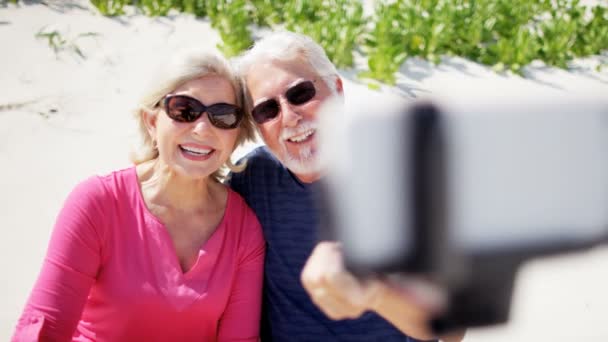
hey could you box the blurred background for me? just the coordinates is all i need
[0,0,607,340]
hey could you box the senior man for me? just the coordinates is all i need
[230,31,463,342]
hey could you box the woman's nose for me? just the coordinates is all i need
[191,112,212,134]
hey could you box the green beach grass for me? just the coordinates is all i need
[14,0,608,85]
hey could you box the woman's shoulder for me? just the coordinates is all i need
[225,187,263,235]
[69,166,137,204]
[226,186,254,216]
[98,165,137,185]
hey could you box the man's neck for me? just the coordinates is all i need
[294,171,322,184]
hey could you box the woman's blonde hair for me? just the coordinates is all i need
[131,49,255,182]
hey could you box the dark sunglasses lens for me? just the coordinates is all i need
[207,104,242,129]
[164,96,203,123]
[286,81,316,105]
[252,99,280,124]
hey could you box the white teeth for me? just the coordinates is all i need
[180,145,212,155]
[288,129,315,143]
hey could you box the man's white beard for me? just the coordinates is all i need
[279,143,321,177]
[276,120,321,178]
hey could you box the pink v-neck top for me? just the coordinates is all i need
[13,167,265,342]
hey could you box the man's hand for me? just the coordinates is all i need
[301,241,465,341]
[300,241,383,319]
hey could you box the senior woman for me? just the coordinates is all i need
[12,50,264,342]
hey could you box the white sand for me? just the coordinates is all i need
[1,2,607,341]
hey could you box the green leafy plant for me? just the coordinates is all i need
[86,0,608,85]
[573,5,608,57]
[90,0,130,16]
[207,0,254,57]
[472,1,540,73]
[177,0,207,17]
[534,0,579,68]
[359,0,409,85]
[283,0,364,68]
[447,0,491,61]
[138,0,175,16]
[249,0,284,27]
[367,0,606,77]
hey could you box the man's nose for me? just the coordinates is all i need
[280,98,301,127]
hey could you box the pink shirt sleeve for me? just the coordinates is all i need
[13,177,107,342]
[217,203,266,341]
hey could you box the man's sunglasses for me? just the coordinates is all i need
[251,80,316,124]
[160,95,243,129]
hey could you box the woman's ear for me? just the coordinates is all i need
[142,109,158,141]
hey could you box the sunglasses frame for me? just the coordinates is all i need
[160,94,244,130]
[251,80,317,124]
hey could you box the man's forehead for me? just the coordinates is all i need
[246,58,317,95]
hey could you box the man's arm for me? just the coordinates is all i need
[301,241,465,342]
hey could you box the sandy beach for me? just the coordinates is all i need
[1,1,607,341]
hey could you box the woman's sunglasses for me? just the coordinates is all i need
[251,80,316,124]
[160,95,243,130]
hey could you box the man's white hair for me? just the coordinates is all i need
[236,31,339,113]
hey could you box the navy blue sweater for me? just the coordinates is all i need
[229,146,427,342]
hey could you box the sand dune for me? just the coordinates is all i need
[1,2,607,341]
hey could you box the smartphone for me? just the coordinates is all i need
[316,92,608,329]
